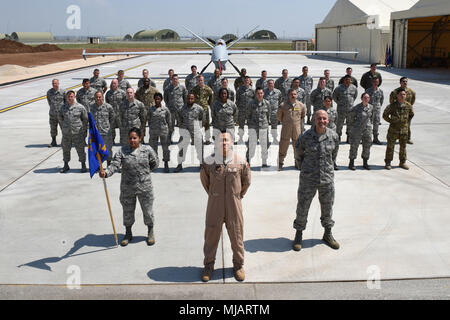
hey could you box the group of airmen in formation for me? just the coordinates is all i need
[45,62,416,282]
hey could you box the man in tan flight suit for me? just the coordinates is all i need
[278,88,306,171]
[200,131,251,282]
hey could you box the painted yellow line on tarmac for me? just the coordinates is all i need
[0,60,151,114]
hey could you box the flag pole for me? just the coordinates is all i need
[96,153,118,246]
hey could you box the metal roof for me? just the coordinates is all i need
[391,0,450,20]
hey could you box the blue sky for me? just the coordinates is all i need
[1,0,336,38]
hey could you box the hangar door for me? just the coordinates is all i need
[407,15,449,67]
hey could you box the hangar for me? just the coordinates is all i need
[133,29,180,41]
[221,34,237,42]
[315,0,418,63]
[391,0,450,68]
[10,32,55,42]
[249,30,277,40]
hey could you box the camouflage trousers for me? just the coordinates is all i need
[49,114,59,138]
[202,107,211,141]
[111,117,120,142]
[372,105,381,136]
[246,128,269,163]
[169,110,179,142]
[101,134,113,161]
[349,130,372,160]
[385,131,408,163]
[237,106,247,130]
[294,181,335,231]
[61,132,86,163]
[270,112,278,130]
[120,190,154,227]
[177,128,203,164]
[336,106,350,137]
[305,94,312,119]
[149,131,170,162]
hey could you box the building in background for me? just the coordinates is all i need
[133,29,180,41]
[248,30,277,40]
[315,0,418,63]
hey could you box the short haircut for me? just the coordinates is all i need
[221,77,228,82]
[118,70,124,74]
[244,76,251,80]
[370,63,377,67]
[128,127,142,137]
[343,75,352,80]
[346,67,352,71]
[293,77,300,82]
[324,69,330,73]
[66,90,75,96]
[154,92,163,100]
[319,77,326,81]
[95,90,103,96]
[82,78,90,84]
[267,79,274,83]
[361,92,370,99]
[397,88,406,94]
[168,69,174,72]
[52,78,59,83]
[400,77,408,83]
[255,87,264,93]
[261,70,267,73]
[191,65,197,69]
[302,66,308,70]
[94,68,99,72]
[172,74,179,78]
[287,88,297,95]
[282,69,288,73]
[324,95,332,101]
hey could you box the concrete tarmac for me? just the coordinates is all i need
[0,54,449,299]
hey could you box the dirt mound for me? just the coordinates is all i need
[0,39,61,54]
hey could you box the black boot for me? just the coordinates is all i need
[348,159,355,170]
[147,225,155,246]
[60,161,70,173]
[121,226,133,246]
[334,161,339,170]
[80,162,87,173]
[107,160,111,166]
[49,137,57,147]
[292,230,303,251]
[363,159,371,170]
[323,228,340,249]
[346,135,350,144]
[174,164,183,173]
[373,134,382,145]
[164,161,169,173]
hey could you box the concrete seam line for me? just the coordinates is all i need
[0,148,61,193]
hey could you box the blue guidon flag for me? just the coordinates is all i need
[88,112,109,178]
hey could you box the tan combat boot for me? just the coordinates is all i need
[147,225,155,246]
[399,162,409,170]
[234,266,245,282]
[323,228,340,250]
[201,264,214,282]
[292,230,302,251]
[120,226,133,247]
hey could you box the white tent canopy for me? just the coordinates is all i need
[392,0,450,20]
[316,0,419,29]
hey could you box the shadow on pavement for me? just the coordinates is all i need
[244,237,292,253]
[302,238,324,249]
[147,266,229,282]
[33,167,61,174]
[17,233,118,271]
[25,144,54,148]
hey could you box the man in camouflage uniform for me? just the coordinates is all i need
[148,93,172,173]
[58,91,88,173]
[339,67,358,88]
[164,74,187,143]
[214,78,235,102]
[207,68,223,96]
[389,77,416,144]
[117,70,131,91]
[234,68,249,91]
[299,66,314,124]
[174,93,204,172]
[264,79,282,144]
[138,69,157,88]
[333,75,358,142]
[277,89,306,171]
[256,70,269,90]
[105,79,127,144]
[76,79,97,113]
[290,78,306,104]
[383,88,414,170]
[163,69,175,92]
[275,69,292,103]
[324,69,335,91]
[310,77,333,114]
[90,69,107,93]
[46,79,65,147]
[360,63,382,90]
[185,65,199,92]
[365,77,384,144]
[136,78,160,139]
[191,75,214,144]
[90,91,115,164]
[119,88,146,145]
[293,110,340,251]
[236,76,255,144]
[246,88,270,167]
[347,93,375,170]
